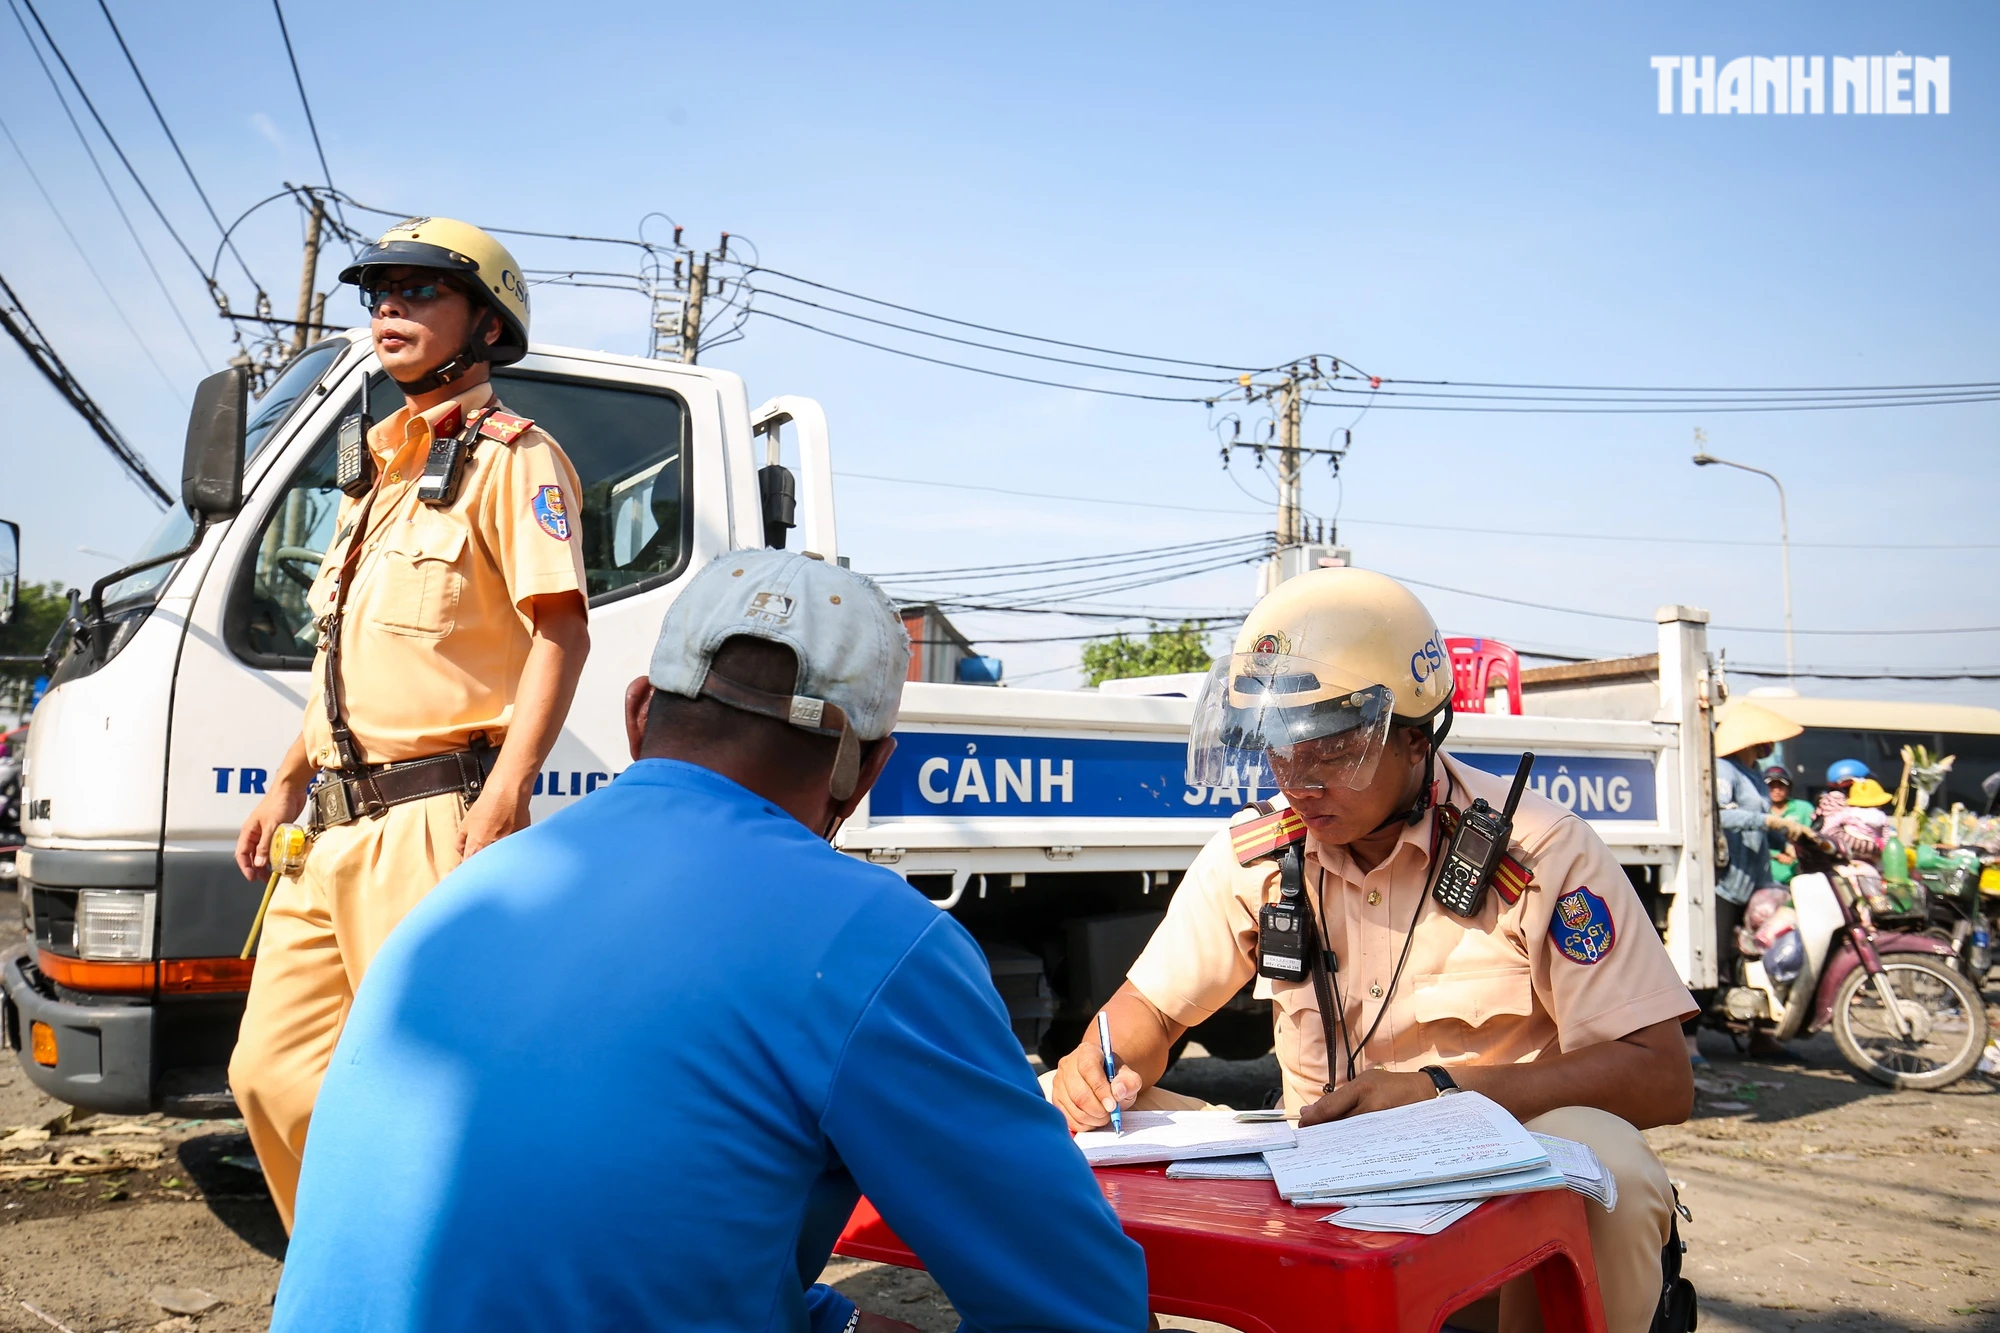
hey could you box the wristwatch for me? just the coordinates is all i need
[1419,1064,1461,1097]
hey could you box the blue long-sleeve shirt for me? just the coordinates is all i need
[1715,757,1774,905]
[274,759,1148,1332]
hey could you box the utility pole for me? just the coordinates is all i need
[679,252,707,365]
[1220,360,1351,590]
[289,191,326,356]
[1274,372,1302,547]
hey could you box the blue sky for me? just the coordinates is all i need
[2,2,1995,701]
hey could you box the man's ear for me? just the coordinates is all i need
[624,676,653,760]
[832,735,898,822]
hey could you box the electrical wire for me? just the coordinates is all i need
[865,532,1267,581]
[882,537,1268,595]
[748,285,1239,385]
[4,0,208,366]
[1385,570,2000,636]
[745,264,1269,372]
[1302,390,2000,415]
[271,2,336,200]
[93,0,262,293]
[17,0,210,281]
[0,108,182,400]
[749,309,1215,403]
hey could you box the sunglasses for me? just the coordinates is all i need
[359,279,460,312]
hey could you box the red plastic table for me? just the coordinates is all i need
[836,1168,1608,1333]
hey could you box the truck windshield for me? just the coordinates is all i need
[98,340,348,609]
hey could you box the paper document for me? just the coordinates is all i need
[1291,1161,1566,1207]
[1532,1132,1617,1211]
[1074,1110,1296,1167]
[1165,1154,1274,1181]
[1263,1092,1549,1201]
[1323,1200,1481,1235]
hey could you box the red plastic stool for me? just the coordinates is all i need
[1446,637,1522,716]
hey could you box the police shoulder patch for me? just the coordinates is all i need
[532,484,571,540]
[1551,887,1616,965]
[478,411,534,444]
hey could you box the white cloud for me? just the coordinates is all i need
[250,112,286,150]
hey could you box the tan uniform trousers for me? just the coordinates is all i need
[1046,1079,1673,1333]
[228,791,464,1230]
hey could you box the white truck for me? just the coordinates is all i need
[5,332,1721,1114]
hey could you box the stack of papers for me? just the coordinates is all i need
[1164,1154,1274,1181]
[1074,1110,1296,1167]
[1533,1132,1617,1211]
[1324,1200,1482,1235]
[1264,1092,1551,1207]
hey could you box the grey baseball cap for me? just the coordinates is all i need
[648,550,910,795]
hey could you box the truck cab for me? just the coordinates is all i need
[8,332,815,1113]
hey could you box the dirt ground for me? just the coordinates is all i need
[0,1021,1991,1332]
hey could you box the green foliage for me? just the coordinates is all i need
[1080,621,1214,686]
[0,581,71,716]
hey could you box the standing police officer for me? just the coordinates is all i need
[1051,569,1697,1333]
[229,218,592,1229]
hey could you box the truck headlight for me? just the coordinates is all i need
[75,890,155,962]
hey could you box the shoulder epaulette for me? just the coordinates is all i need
[1435,804,1536,903]
[477,411,534,444]
[1231,804,1306,866]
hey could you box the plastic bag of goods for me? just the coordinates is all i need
[1762,928,1805,988]
[1754,906,1798,951]
[1744,887,1790,932]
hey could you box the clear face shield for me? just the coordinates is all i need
[1185,652,1398,797]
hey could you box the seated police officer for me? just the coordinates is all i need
[274,551,1146,1333]
[1051,569,1696,1333]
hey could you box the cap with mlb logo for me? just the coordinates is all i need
[648,550,910,798]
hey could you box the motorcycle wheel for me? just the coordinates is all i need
[1830,954,1989,1090]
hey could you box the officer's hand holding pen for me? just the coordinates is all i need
[1050,1023,1143,1134]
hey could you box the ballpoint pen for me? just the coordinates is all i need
[1097,1010,1122,1134]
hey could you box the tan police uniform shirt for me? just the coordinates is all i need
[302,381,587,768]
[1128,754,1697,1112]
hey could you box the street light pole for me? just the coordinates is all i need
[1693,445,1794,680]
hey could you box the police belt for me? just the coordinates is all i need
[307,745,498,834]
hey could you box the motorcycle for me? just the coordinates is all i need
[1908,843,1993,978]
[1719,834,1990,1090]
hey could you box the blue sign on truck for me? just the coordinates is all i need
[871,734,1658,822]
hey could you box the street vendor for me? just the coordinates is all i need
[1048,569,1698,1333]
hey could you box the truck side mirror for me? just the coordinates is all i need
[0,519,17,627]
[183,366,247,521]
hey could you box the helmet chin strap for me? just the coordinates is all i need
[388,311,494,396]
[1370,701,1456,833]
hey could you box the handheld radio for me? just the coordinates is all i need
[334,413,375,497]
[1432,752,1536,917]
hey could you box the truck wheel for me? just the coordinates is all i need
[1830,954,1989,1090]
[1189,1009,1275,1061]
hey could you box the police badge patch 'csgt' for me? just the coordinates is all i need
[1552,887,1616,965]
[532,486,570,540]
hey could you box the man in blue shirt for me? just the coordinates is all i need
[274,550,1148,1331]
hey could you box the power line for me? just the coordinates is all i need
[0,267,172,506]
[746,264,1268,372]
[750,308,1214,403]
[4,0,209,367]
[93,0,262,292]
[866,532,1267,580]
[749,285,1238,385]
[17,0,211,282]
[271,1,334,195]
[1727,666,2000,682]
[1302,390,2000,415]
[1386,570,2000,637]
[0,107,182,400]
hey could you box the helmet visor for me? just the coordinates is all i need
[1186,653,1397,795]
